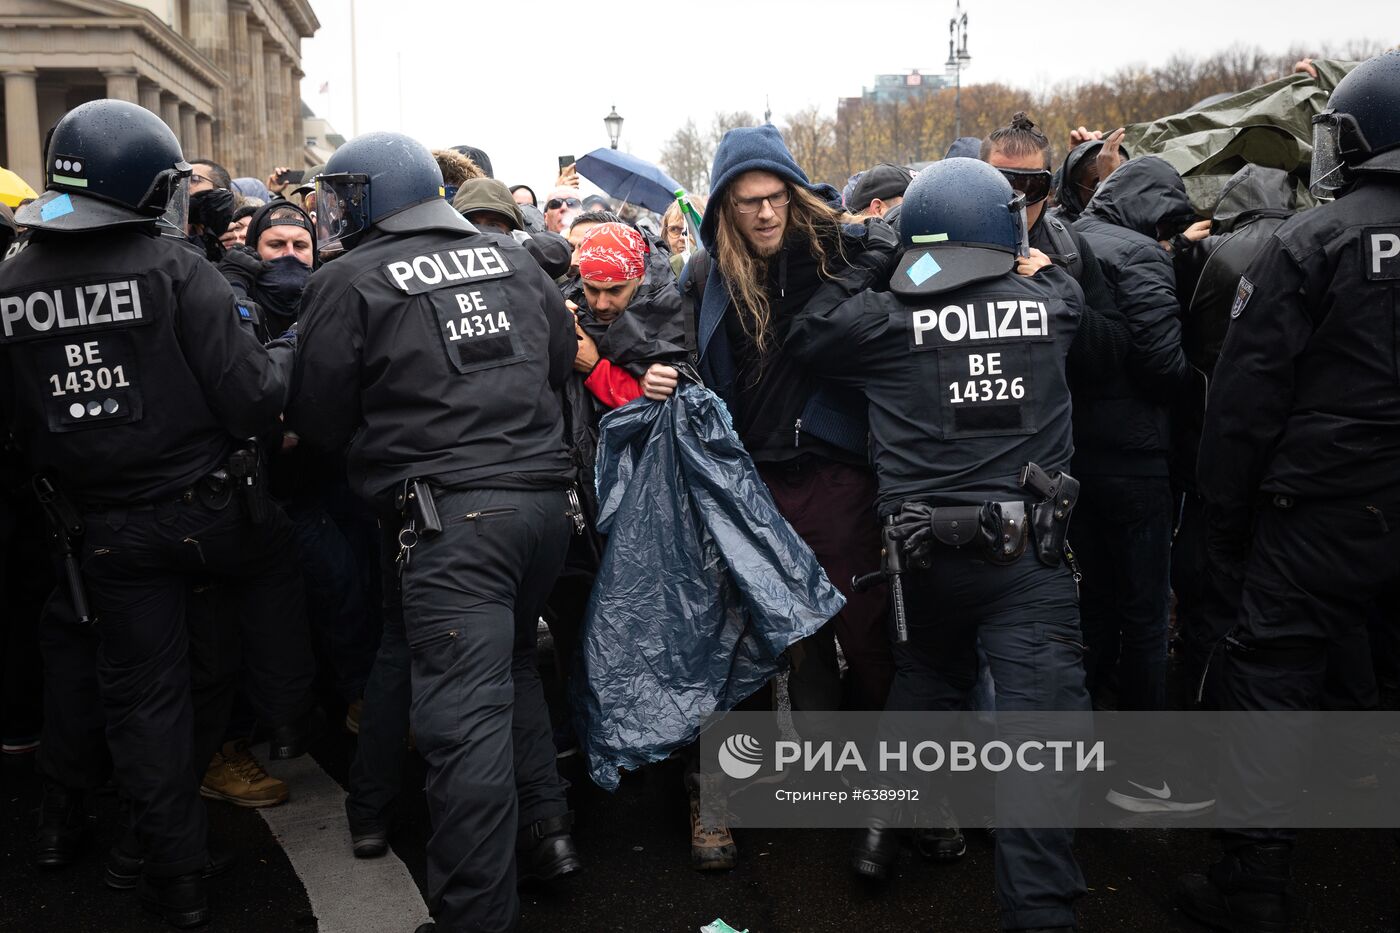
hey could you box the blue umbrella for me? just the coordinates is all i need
[576,148,683,215]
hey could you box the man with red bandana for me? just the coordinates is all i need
[545,221,688,763]
[571,222,684,407]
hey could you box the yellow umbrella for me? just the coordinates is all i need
[0,166,40,208]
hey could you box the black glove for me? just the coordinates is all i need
[218,244,265,289]
[189,187,235,237]
[887,501,936,567]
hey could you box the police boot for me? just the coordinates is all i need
[138,871,210,929]
[1176,842,1301,932]
[517,813,583,883]
[267,706,324,761]
[914,798,966,861]
[105,838,238,891]
[850,824,900,882]
[32,781,94,869]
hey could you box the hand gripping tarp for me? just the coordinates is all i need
[574,383,845,790]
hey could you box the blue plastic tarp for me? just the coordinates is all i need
[574,384,845,790]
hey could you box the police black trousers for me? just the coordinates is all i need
[402,487,571,933]
[80,496,307,877]
[36,582,244,803]
[1216,497,1399,847]
[889,553,1091,931]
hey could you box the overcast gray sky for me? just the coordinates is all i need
[298,0,1391,193]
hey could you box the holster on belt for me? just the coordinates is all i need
[894,500,1030,565]
[227,446,270,524]
[1019,461,1081,568]
[395,478,442,539]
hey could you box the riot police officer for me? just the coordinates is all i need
[1176,50,1400,932]
[287,132,581,933]
[0,99,307,927]
[787,158,1091,933]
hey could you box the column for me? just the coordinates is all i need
[227,2,252,176]
[102,69,140,104]
[196,114,214,163]
[180,104,199,156]
[138,80,162,118]
[281,59,297,168]
[291,65,306,168]
[247,25,268,178]
[160,92,182,149]
[3,69,43,192]
[264,48,283,166]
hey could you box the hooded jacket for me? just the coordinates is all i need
[1072,157,1197,474]
[691,124,872,460]
[1170,165,1295,489]
[1051,138,1134,225]
[1182,164,1295,373]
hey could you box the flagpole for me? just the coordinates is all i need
[349,0,359,136]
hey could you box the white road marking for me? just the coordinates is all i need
[254,744,430,933]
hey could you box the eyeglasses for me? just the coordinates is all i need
[665,225,687,237]
[997,168,1053,205]
[732,190,791,214]
[545,197,582,211]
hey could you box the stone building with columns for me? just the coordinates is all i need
[0,0,319,193]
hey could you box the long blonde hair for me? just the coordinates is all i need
[714,184,854,356]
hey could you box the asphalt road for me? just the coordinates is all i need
[5,712,1400,933]
[5,625,1400,933]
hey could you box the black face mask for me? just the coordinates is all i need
[256,255,311,319]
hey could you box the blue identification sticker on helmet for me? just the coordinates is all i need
[907,252,943,286]
[40,194,75,222]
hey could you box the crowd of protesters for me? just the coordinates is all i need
[2,46,1399,933]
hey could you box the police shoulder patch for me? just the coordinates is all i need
[1230,276,1255,320]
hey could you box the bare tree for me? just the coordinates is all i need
[660,40,1383,191]
[658,118,713,194]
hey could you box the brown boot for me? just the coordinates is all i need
[688,780,737,871]
[200,741,289,808]
[345,699,363,735]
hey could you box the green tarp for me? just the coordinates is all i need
[1122,59,1356,212]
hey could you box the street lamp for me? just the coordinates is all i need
[945,0,972,140]
[604,105,624,150]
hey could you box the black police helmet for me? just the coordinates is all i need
[892,158,1028,298]
[17,98,190,233]
[314,132,444,253]
[1311,50,1400,196]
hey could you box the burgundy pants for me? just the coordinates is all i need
[758,458,894,711]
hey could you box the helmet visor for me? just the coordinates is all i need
[1310,113,1350,198]
[315,173,370,255]
[156,173,190,238]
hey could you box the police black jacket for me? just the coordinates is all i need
[0,227,294,504]
[1073,157,1197,476]
[788,242,1083,515]
[1199,177,1400,553]
[286,200,575,504]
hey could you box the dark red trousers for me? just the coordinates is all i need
[758,458,894,711]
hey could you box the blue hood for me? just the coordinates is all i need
[700,124,821,249]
